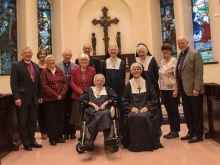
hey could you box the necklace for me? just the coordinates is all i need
[64,63,71,79]
[94,87,102,98]
[110,58,117,69]
[134,79,141,93]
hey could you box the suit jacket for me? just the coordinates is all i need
[70,66,96,100]
[10,59,42,105]
[176,47,204,96]
[75,56,101,73]
[56,61,78,72]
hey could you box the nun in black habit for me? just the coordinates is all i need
[121,62,163,152]
[79,74,118,146]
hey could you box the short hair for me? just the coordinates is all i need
[130,62,143,73]
[161,43,172,51]
[82,43,92,50]
[108,45,119,51]
[78,53,90,61]
[93,74,105,85]
[136,45,147,52]
[21,46,33,54]
[37,49,48,59]
[45,55,54,63]
[62,49,72,55]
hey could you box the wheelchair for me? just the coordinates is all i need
[76,101,121,154]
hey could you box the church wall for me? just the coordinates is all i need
[1,0,220,94]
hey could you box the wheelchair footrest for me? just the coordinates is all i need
[104,138,117,146]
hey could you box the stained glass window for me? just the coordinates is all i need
[192,0,212,62]
[37,0,52,54]
[0,0,17,75]
[160,0,177,57]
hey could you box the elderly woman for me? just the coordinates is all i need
[37,49,47,140]
[40,55,68,146]
[79,74,117,146]
[70,54,96,131]
[159,43,180,139]
[103,45,125,114]
[122,62,163,152]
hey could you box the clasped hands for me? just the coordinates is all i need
[131,107,148,113]
[90,102,108,111]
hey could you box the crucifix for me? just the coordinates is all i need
[65,74,71,80]
[137,86,141,93]
[92,7,119,54]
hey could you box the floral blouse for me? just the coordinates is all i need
[159,57,177,90]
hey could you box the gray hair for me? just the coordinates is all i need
[78,53,90,61]
[21,46,33,54]
[108,45,119,51]
[93,74,105,84]
[45,55,55,63]
[130,62,143,73]
[62,49,72,55]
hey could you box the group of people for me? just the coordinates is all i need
[10,35,204,152]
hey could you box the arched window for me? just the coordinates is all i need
[192,0,212,62]
[37,0,52,54]
[160,0,177,57]
[0,0,17,75]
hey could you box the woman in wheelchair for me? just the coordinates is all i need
[121,62,163,152]
[79,74,118,148]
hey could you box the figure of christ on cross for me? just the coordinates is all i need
[92,7,119,54]
[137,86,141,93]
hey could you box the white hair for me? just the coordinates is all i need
[45,55,54,63]
[62,49,72,55]
[78,53,90,61]
[93,74,105,85]
[130,62,143,73]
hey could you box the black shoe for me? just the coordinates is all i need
[163,132,172,138]
[30,142,42,148]
[104,138,117,146]
[188,136,203,143]
[166,132,179,139]
[57,138,66,143]
[24,145,32,151]
[84,140,94,146]
[50,140,57,146]
[70,133,76,139]
[63,134,69,140]
[180,134,193,140]
[78,136,82,141]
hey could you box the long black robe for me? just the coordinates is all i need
[121,78,161,152]
[79,87,117,133]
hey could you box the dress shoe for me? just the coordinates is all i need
[41,133,47,140]
[180,134,193,140]
[78,136,82,141]
[104,138,117,146]
[70,134,76,139]
[63,134,69,140]
[57,138,66,143]
[188,136,203,143]
[24,145,32,151]
[30,142,42,148]
[50,140,57,146]
[166,132,179,139]
[163,132,172,138]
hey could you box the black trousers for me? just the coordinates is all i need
[179,80,204,137]
[16,103,38,146]
[161,90,180,133]
[38,102,47,133]
[64,90,76,135]
[44,100,65,141]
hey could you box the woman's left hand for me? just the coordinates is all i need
[100,102,107,110]
[140,107,148,113]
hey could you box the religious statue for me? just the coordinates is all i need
[91,33,96,55]
[116,32,121,54]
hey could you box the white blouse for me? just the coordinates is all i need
[159,57,177,90]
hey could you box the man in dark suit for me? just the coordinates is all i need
[75,43,101,73]
[176,36,204,143]
[56,49,78,140]
[10,47,43,151]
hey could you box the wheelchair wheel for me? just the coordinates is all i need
[113,139,120,152]
[76,142,84,154]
